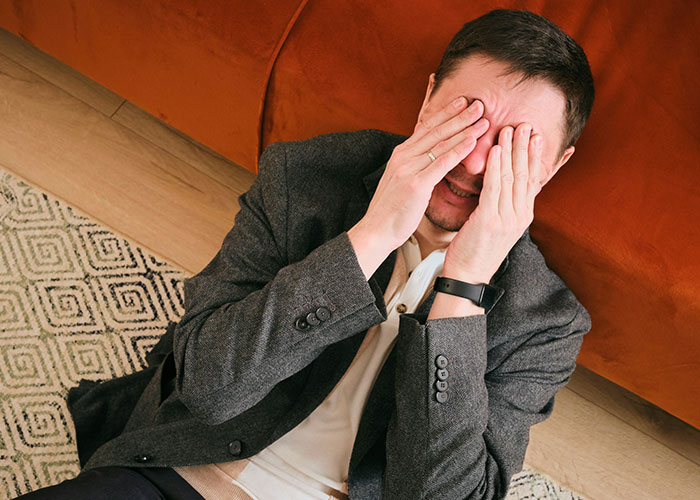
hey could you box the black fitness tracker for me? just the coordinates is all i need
[434,277,504,314]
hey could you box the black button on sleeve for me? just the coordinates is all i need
[315,306,331,321]
[436,368,449,381]
[133,454,151,463]
[436,392,449,403]
[435,355,448,369]
[228,440,242,456]
[435,380,448,392]
[306,312,320,326]
[294,317,309,331]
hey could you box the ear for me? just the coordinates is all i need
[423,73,436,106]
[416,73,437,127]
[540,146,575,186]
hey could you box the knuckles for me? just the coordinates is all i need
[392,142,407,155]
[527,177,540,190]
[405,177,423,194]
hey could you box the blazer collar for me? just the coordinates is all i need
[362,161,387,199]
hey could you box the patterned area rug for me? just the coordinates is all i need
[0,168,586,499]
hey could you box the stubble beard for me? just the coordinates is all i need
[424,203,471,233]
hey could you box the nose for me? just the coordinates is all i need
[461,131,497,176]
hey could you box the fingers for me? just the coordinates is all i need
[410,99,488,162]
[480,144,502,216]
[410,99,489,187]
[418,95,468,132]
[488,123,541,219]
[511,124,531,211]
[411,95,467,141]
[498,126,514,216]
[426,116,488,162]
[527,134,543,206]
[420,127,483,187]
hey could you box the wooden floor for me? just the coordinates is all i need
[1,28,698,500]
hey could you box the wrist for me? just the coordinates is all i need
[441,265,494,285]
[431,276,504,317]
[347,220,394,280]
[428,291,485,320]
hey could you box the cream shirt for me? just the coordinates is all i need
[174,235,446,499]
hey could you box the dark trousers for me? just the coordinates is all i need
[13,466,205,500]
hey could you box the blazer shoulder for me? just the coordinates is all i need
[258,129,407,180]
[498,230,591,332]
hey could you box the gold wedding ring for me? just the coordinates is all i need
[427,150,437,162]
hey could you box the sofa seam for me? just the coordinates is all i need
[255,0,312,170]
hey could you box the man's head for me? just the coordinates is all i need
[419,9,594,232]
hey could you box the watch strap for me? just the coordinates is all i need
[434,277,504,314]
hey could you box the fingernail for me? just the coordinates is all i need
[533,135,542,149]
[474,117,489,129]
[454,96,466,108]
[498,127,510,144]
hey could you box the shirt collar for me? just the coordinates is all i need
[402,234,446,276]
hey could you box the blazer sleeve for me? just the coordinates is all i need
[382,298,591,499]
[172,142,387,425]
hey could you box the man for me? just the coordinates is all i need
[17,8,594,500]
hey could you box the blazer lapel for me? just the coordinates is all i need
[341,160,386,234]
[343,161,396,294]
[349,344,396,471]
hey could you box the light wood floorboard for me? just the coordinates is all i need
[0,44,249,274]
[1,27,698,500]
[567,365,700,466]
[111,101,255,194]
[0,28,124,117]
[526,387,699,500]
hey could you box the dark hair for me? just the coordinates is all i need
[433,9,595,158]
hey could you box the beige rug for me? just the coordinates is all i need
[0,168,586,499]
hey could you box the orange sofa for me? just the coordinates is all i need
[1,0,698,428]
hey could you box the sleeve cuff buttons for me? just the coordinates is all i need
[435,355,448,369]
[434,354,449,404]
[316,306,331,321]
[295,306,331,331]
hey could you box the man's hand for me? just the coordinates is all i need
[348,96,489,279]
[443,123,543,285]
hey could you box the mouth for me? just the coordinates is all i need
[444,178,479,198]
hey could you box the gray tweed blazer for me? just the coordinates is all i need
[66,129,591,500]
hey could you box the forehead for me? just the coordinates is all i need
[435,55,566,155]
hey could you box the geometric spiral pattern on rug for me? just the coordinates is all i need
[0,167,587,499]
[0,168,189,499]
[507,467,587,500]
